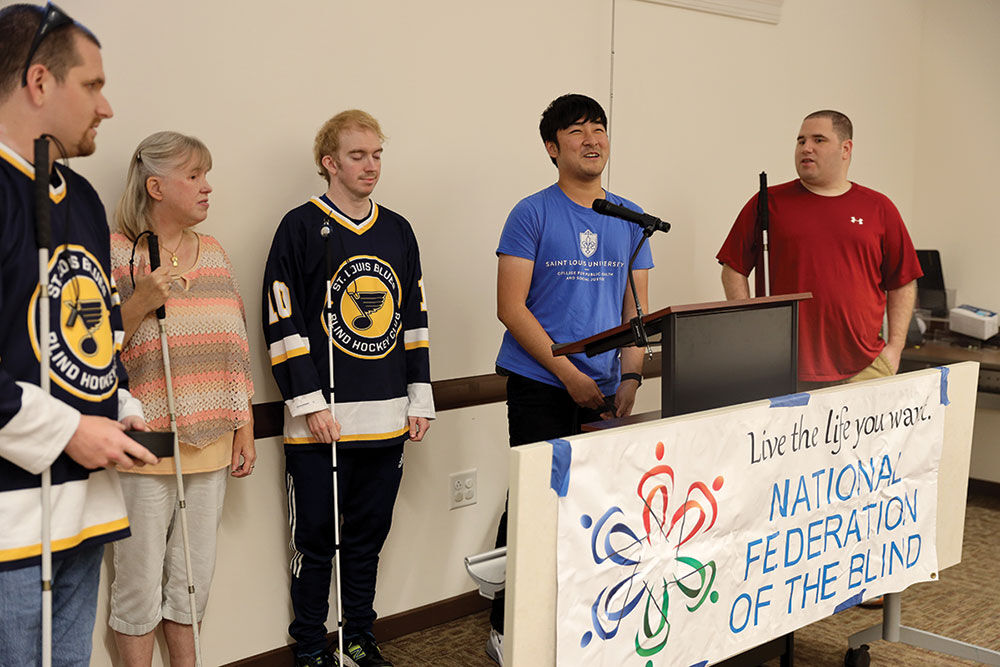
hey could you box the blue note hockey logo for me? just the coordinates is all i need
[28,245,118,401]
[580,230,598,258]
[322,255,402,359]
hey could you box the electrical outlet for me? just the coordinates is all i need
[449,469,477,510]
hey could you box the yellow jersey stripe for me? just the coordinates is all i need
[284,425,410,445]
[308,197,379,236]
[340,425,410,442]
[284,436,320,445]
[270,346,310,366]
[0,143,68,203]
[0,517,129,563]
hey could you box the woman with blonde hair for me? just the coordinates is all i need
[108,131,255,666]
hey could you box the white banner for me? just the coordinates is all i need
[555,372,947,666]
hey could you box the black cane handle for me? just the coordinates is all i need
[34,137,51,252]
[147,233,166,320]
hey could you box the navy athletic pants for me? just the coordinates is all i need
[284,442,404,655]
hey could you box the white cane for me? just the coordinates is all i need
[34,136,54,667]
[148,234,203,667]
[320,221,345,666]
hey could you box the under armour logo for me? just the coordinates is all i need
[851,216,864,225]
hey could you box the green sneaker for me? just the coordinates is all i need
[295,649,335,667]
[340,634,393,667]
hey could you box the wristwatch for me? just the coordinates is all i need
[621,372,642,387]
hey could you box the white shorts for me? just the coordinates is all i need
[109,468,227,635]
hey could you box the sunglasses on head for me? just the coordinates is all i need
[20,2,75,87]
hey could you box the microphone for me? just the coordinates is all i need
[320,222,331,238]
[147,233,166,320]
[592,199,671,233]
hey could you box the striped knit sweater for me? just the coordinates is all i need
[110,233,253,451]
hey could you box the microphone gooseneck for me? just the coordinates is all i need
[591,198,665,355]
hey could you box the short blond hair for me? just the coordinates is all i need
[314,110,386,183]
[115,131,212,242]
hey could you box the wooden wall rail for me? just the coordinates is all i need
[252,352,664,439]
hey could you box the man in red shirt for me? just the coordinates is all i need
[717,110,922,387]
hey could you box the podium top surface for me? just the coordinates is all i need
[552,292,811,357]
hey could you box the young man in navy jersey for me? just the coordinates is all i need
[262,110,434,667]
[717,110,921,389]
[0,4,156,664]
[488,93,653,665]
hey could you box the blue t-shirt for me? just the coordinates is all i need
[495,184,654,394]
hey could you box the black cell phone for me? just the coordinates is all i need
[124,430,174,459]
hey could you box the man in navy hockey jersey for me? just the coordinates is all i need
[262,109,434,667]
[0,4,157,664]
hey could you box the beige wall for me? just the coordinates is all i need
[911,0,1000,483]
[3,0,994,663]
[611,0,925,308]
[912,0,1000,309]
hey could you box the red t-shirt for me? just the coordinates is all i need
[717,180,922,382]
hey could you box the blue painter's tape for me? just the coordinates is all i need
[834,589,866,613]
[769,392,810,408]
[939,366,950,406]
[550,438,572,498]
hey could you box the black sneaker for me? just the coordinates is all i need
[341,634,393,667]
[295,649,336,667]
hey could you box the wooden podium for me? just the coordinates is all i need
[553,293,811,418]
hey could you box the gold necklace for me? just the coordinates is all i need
[161,232,185,268]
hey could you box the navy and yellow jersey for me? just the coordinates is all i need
[263,195,434,449]
[0,141,132,571]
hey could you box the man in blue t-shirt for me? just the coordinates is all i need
[486,93,654,665]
